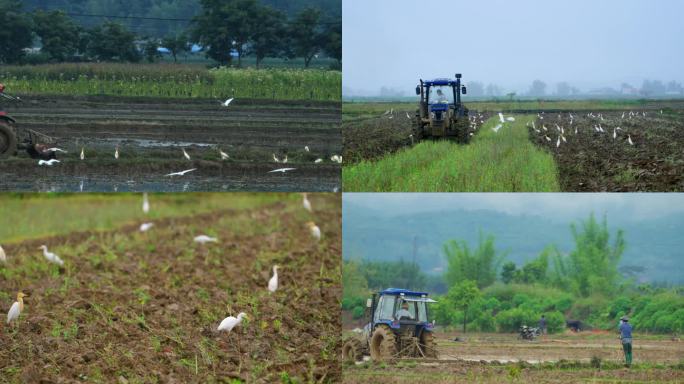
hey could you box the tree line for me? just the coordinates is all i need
[465,79,684,98]
[343,214,684,334]
[0,0,341,68]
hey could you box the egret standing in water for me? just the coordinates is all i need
[306,222,321,242]
[142,193,150,214]
[302,193,312,212]
[7,292,28,325]
[268,265,279,293]
[39,245,64,266]
[218,312,246,332]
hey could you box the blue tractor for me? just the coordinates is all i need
[342,288,438,362]
[414,74,470,143]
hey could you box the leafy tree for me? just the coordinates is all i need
[322,19,341,67]
[87,22,141,62]
[519,248,550,284]
[551,213,625,297]
[501,261,517,284]
[342,260,369,303]
[32,10,82,61]
[446,280,480,333]
[162,34,189,63]
[143,40,162,63]
[0,0,33,64]
[360,260,426,291]
[287,7,324,67]
[248,6,286,68]
[528,80,547,96]
[443,232,505,289]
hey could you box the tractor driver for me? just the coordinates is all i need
[395,302,414,320]
[434,88,449,104]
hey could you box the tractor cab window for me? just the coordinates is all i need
[417,302,428,322]
[375,295,396,322]
[399,299,428,322]
[429,86,453,104]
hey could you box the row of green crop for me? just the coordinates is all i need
[0,64,341,101]
[343,116,560,192]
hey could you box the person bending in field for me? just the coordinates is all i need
[395,302,414,321]
[619,316,633,367]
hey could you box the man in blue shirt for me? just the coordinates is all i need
[619,316,633,367]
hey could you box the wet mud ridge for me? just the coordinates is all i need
[0,196,342,383]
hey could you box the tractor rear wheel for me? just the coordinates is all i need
[420,331,438,358]
[370,325,397,361]
[0,121,17,158]
[342,338,365,363]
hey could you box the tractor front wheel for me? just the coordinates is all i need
[370,325,397,361]
[0,121,17,158]
[342,338,365,363]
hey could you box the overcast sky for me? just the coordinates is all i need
[343,0,684,96]
[344,193,684,223]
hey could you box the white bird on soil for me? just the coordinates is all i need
[574,126,578,134]
[39,245,64,266]
[38,159,60,166]
[302,193,312,212]
[330,155,342,163]
[0,245,6,263]
[562,135,567,143]
[221,98,234,107]
[194,235,218,244]
[305,146,310,152]
[542,125,548,131]
[506,117,515,122]
[306,221,321,241]
[492,124,502,133]
[314,158,323,163]
[165,168,197,177]
[268,265,279,293]
[268,167,296,173]
[273,154,281,163]
[621,111,625,119]
[282,155,288,164]
[613,128,617,139]
[115,146,120,159]
[219,149,230,160]
[544,135,551,142]
[406,112,411,119]
[218,312,246,332]
[628,135,634,145]
[143,193,150,214]
[182,148,191,161]
[498,112,505,123]
[47,147,67,153]
[80,147,85,160]
[556,136,561,148]
[7,292,27,325]
[139,223,154,232]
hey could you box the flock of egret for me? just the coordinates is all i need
[3,193,324,339]
[526,110,644,149]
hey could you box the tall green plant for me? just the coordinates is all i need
[443,232,506,289]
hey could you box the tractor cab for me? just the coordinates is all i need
[342,288,438,362]
[414,73,470,143]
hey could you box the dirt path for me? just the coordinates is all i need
[0,195,342,383]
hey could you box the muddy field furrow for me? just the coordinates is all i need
[0,196,343,383]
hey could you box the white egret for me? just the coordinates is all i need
[406,112,411,119]
[115,146,119,159]
[80,147,85,160]
[143,193,150,214]
[542,125,548,131]
[613,128,617,139]
[0,245,6,263]
[194,235,218,244]
[302,193,312,212]
[139,223,154,232]
[268,265,279,293]
[304,146,310,152]
[218,312,246,332]
[273,154,281,163]
[556,136,561,148]
[269,168,296,173]
[219,149,229,160]
[498,113,504,123]
[182,148,191,161]
[39,245,64,266]
[544,135,551,142]
[282,155,288,164]
[165,168,197,177]
[491,124,502,133]
[38,159,60,166]
[306,222,321,241]
[7,292,27,325]
[628,135,634,145]
[221,98,234,107]
[562,135,567,143]
[314,159,323,163]
[330,155,342,163]
[47,147,67,153]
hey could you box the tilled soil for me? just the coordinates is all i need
[529,110,684,191]
[3,95,341,191]
[0,194,342,383]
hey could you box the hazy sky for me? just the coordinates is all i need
[343,0,684,96]
[344,193,684,223]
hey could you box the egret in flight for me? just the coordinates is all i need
[268,168,295,173]
[165,168,197,177]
